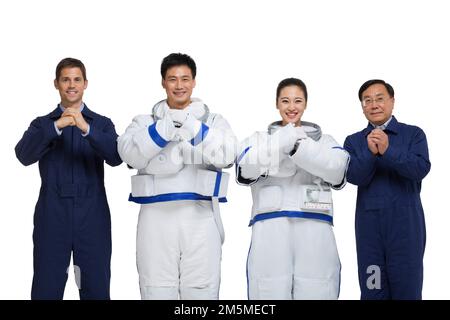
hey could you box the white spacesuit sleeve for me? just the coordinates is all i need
[182,114,237,169]
[235,132,270,184]
[118,115,173,170]
[236,125,301,184]
[290,134,349,186]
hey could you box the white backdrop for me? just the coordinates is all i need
[0,0,448,300]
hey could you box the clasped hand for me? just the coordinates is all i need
[55,108,89,134]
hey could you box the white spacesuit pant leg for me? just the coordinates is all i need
[292,219,341,300]
[137,202,181,300]
[179,201,222,300]
[137,200,222,300]
[247,219,294,300]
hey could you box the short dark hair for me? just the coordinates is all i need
[55,57,87,81]
[358,79,394,101]
[161,53,197,79]
[276,78,308,103]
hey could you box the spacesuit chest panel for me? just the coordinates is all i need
[250,169,334,225]
[142,142,184,175]
[129,166,229,204]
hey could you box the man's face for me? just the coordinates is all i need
[277,85,307,126]
[54,67,87,108]
[361,83,394,126]
[162,65,196,109]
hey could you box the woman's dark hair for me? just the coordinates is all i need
[276,78,308,103]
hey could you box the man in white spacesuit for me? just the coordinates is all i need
[118,53,237,300]
[236,78,349,299]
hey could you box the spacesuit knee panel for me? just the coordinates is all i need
[180,286,219,300]
[249,275,292,300]
[293,276,339,300]
[140,285,179,300]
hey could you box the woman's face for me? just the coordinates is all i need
[277,85,307,126]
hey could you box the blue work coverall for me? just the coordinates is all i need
[15,105,122,300]
[344,116,431,299]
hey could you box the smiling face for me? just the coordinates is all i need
[277,85,307,126]
[54,67,87,109]
[162,65,196,109]
[361,83,395,126]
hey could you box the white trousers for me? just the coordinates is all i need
[247,218,341,300]
[137,200,222,300]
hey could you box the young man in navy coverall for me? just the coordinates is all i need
[344,79,431,300]
[15,58,122,299]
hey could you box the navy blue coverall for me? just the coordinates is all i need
[344,116,431,299]
[15,105,122,300]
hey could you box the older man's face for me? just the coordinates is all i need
[361,84,395,126]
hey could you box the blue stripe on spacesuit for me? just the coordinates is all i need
[213,172,222,197]
[246,240,252,300]
[332,146,346,151]
[191,123,209,146]
[148,122,169,148]
[128,192,227,204]
[249,210,333,226]
[236,146,251,164]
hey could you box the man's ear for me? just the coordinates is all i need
[161,78,166,89]
[54,79,59,90]
[84,79,88,90]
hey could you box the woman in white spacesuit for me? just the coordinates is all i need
[236,78,349,300]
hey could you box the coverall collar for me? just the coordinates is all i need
[49,103,94,120]
[363,115,399,136]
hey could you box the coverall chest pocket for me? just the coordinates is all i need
[80,137,97,161]
[46,139,62,162]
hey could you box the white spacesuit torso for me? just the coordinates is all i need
[237,121,349,225]
[122,99,232,205]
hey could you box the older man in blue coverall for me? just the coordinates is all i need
[15,58,122,299]
[344,79,431,300]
